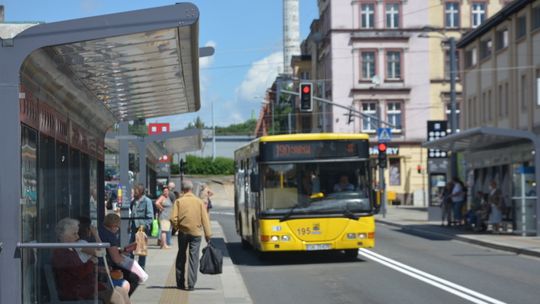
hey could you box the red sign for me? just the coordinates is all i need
[148,123,170,135]
[159,154,172,163]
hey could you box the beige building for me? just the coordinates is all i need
[427,0,540,235]
[287,0,506,206]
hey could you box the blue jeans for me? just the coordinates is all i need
[453,200,463,223]
[166,227,172,246]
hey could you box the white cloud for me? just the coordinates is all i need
[236,52,283,102]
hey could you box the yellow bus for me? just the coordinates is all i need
[234,133,377,258]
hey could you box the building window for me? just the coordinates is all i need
[444,50,460,80]
[498,84,504,117]
[360,51,377,80]
[465,48,477,68]
[536,71,540,106]
[387,101,402,131]
[389,158,401,186]
[299,72,310,80]
[471,3,487,28]
[504,82,509,116]
[517,15,527,39]
[495,28,508,50]
[361,102,378,132]
[479,39,492,60]
[445,2,460,28]
[488,90,492,121]
[533,6,540,30]
[361,3,375,29]
[445,102,461,133]
[385,2,400,29]
[521,74,528,110]
[386,51,402,80]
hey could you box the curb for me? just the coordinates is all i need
[376,219,540,258]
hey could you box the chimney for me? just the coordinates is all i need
[0,5,4,23]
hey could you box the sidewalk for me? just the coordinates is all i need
[130,220,253,304]
[376,206,540,258]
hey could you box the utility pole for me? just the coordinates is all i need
[212,99,216,160]
[449,37,458,178]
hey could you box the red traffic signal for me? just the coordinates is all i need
[378,143,387,152]
[299,83,313,112]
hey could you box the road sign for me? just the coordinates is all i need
[427,120,448,159]
[377,128,392,142]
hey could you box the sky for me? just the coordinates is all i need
[0,0,319,130]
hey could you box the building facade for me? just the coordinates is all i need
[290,0,505,205]
[457,0,540,235]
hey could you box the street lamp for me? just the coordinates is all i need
[419,27,459,178]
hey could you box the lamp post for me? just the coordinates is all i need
[419,28,459,178]
[448,36,458,178]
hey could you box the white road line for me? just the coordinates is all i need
[358,249,507,304]
[210,211,234,216]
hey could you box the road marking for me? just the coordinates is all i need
[358,249,507,304]
[210,211,234,216]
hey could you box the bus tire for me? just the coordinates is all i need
[239,216,250,250]
[344,249,359,259]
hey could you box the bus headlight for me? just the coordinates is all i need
[271,235,279,242]
[358,233,367,239]
[347,233,356,239]
[281,235,291,241]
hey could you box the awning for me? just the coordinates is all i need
[105,128,203,155]
[9,3,201,131]
[422,127,538,152]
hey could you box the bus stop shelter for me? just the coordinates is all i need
[0,4,202,303]
[423,127,540,236]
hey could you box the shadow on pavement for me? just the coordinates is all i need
[226,241,366,266]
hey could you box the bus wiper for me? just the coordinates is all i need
[279,204,301,222]
[343,204,359,220]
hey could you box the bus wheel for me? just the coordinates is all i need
[344,249,358,259]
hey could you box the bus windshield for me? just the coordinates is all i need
[261,160,372,217]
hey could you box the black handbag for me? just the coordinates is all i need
[199,242,222,275]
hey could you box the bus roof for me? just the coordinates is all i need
[259,133,369,142]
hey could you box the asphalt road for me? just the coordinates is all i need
[210,207,540,304]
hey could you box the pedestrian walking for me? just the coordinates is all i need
[440,181,453,226]
[155,186,172,249]
[171,180,212,291]
[487,180,503,233]
[129,184,154,269]
[450,177,466,225]
[198,183,214,212]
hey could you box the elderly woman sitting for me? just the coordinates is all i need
[52,217,131,304]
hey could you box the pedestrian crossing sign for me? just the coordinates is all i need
[377,128,392,142]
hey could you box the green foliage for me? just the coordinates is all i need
[170,163,180,175]
[185,155,234,175]
[186,116,205,129]
[215,119,257,135]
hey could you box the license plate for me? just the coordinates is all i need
[306,244,331,251]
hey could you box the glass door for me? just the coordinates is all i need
[512,164,537,236]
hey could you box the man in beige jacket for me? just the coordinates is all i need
[171,180,212,291]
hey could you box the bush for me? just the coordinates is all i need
[185,155,234,175]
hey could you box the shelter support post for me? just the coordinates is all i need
[119,122,131,247]
[535,138,540,236]
[0,82,22,304]
[137,139,147,190]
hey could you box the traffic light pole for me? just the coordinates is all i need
[377,106,387,218]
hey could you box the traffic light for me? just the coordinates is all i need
[299,83,312,112]
[378,143,387,169]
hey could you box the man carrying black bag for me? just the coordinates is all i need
[200,242,222,275]
[170,180,212,291]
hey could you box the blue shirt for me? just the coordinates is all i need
[130,195,154,230]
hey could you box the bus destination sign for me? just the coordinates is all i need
[261,140,369,161]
